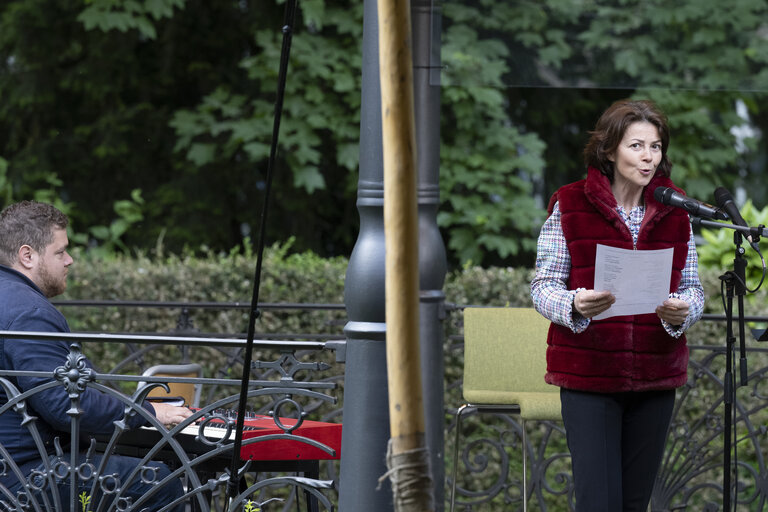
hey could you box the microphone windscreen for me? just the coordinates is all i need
[714,187,732,207]
[653,186,672,204]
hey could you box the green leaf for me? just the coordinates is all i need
[293,167,326,193]
[89,225,111,240]
[186,144,216,166]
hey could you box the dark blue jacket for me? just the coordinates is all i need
[0,265,153,486]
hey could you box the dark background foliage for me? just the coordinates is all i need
[2,0,767,268]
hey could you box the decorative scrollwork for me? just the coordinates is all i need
[53,343,95,400]
[0,337,342,512]
[252,351,332,382]
[448,344,768,511]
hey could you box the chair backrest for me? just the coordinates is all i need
[463,307,555,405]
[139,363,204,408]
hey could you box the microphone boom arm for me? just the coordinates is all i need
[690,217,767,240]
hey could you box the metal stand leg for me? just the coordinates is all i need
[449,404,472,512]
[522,419,528,512]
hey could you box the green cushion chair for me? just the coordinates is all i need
[449,307,562,512]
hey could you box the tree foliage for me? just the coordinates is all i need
[440,0,768,264]
[78,0,185,39]
[1,0,767,267]
[439,16,546,264]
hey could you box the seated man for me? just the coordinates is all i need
[0,201,193,510]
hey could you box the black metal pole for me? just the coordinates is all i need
[338,0,391,509]
[412,1,447,508]
[722,275,734,512]
[720,232,748,512]
[225,1,298,507]
[736,262,748,388]
[339,0,446,509]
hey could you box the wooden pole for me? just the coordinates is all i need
[377,0,433,510]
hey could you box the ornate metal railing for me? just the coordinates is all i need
[3,301,768,511]
[0,330,344,512]
[446,310,768,512]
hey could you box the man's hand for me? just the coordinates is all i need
[656,298,689,327]
[152,403,193,429]
[573,289,616,319]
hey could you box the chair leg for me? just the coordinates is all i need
[522,419,528,512]
[450,404,473,512]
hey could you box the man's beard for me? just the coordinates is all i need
[37,261,67,298]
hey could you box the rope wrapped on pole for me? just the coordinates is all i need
[377,0,434,510]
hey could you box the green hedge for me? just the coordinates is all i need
[58,243,768,393]
[60,242,351,379]
[62,242,348,336]
[61,243,768,343]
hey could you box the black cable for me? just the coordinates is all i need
[746,246,766,294]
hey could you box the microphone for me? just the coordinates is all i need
[715,187,755,244]
[654,186,729,221]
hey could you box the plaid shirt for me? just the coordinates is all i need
[530,201,705,336]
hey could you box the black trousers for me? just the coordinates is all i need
[560,387,676,512]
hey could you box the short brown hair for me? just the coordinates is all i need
[0,201,69,266]
[583,99,672,180]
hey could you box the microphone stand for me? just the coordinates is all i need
[719,231,745,512]
[690,217,766,511]
[224,0,298,509]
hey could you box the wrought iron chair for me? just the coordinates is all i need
[449,307,562,512]
[139,363,204,407]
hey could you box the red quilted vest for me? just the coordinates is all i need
[544,167,692,393]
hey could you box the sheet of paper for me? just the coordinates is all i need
[593,244,674,320]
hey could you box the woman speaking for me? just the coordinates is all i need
[530,99,705,511]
